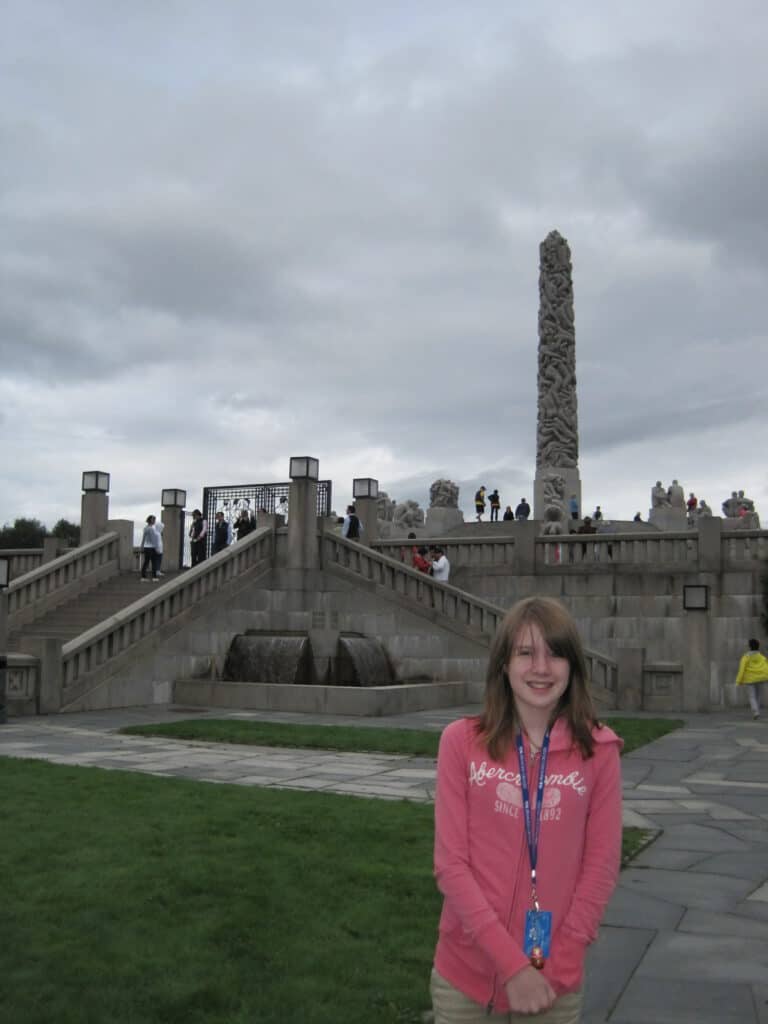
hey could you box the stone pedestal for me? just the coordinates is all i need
[81,491,109,545]
[648,507,687,531]
[287,478,319,570]
[425,506,464,536]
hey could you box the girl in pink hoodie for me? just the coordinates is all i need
[431,597,622,1022]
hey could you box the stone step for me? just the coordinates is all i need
[9,571,182,653]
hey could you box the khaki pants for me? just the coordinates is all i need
[431,969,582,1024]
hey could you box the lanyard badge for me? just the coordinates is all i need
[515,732,553,970]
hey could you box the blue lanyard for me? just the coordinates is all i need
[515,730,551,907]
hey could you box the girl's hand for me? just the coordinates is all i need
[505,966,557,1014]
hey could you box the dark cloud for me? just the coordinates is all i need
[0,1,766,526]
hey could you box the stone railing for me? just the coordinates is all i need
[323,534,619,701]
[720,530,768,568]
[537,531,698,571]
[2,548,44,578]
[60,526,275,699]
[325,533,503,641]
[7,532,122,629]
[585,650,618,701]
[372,536,515,570]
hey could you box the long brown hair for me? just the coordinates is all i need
[476,596,598,761]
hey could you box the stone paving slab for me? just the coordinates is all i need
[620,866,756,912]
[609,978,759,1024]
[679,909,768,940]
[690,851,768,881]
[581,925,655,1024]
[636,932,768,985]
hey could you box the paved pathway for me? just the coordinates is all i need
[2,706,767,1022]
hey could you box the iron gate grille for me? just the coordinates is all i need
[190,480,332,561]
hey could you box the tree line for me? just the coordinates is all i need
[0,517,80,549]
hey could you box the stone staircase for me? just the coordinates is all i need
[7,571,181,653]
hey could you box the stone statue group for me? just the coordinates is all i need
[652,481,760,528]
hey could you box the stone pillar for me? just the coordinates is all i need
[534,231,581,521]
[107,520,136,571]
[160,489,187,573]
[80,471,110,545]
[697,515,722,573]
[26,636,63,715]
[355,499,378,546]
[352,479,379,547]
[287,457,320,570]
[42,536,60,563]
[514,520,538,575]
[682,589,712,712]
[615,647,644,711]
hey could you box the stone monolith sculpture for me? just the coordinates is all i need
[534,231,581,520]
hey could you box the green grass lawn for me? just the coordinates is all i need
[3,715,681,1023]
[2,758,439,1024]
[121,715,683,758]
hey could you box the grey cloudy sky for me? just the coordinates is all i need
[2,0,767,531]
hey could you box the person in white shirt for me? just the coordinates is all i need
[430,546,450,582]
[154,519,165,575]
[140,515,161,582]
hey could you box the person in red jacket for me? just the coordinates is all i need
[430,596,622,1022]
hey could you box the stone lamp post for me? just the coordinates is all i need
[80,471,110,544]
[353,478,379,546]
[161,489,187,572]
[287,457,320,570]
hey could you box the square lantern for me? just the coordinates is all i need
[353,478,379,500]
[0,556,9,589]
[683,584,709,611]
[161,488,187,508]
[289,456,319,480]
[82,471,110,493]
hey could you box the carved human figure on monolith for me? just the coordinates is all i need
[534,231,581,520]
[541,472,568,536]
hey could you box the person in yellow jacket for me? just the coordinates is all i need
[735,639,768,720]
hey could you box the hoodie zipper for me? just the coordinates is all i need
[487,741,538,1014]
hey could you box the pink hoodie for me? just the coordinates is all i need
[433,716,622,1013]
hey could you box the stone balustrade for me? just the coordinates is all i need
[7,533,122,629]
[537,531,699,571]
[325,533,503,640]
[372,536,515,570]
[720,530,768,567]
[2,549,45,578]
[323,534,618,697]
[60,526,275,699]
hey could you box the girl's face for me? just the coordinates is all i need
[505,622,571,720]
